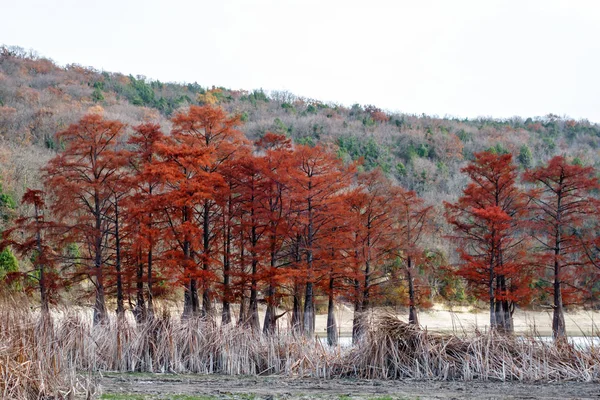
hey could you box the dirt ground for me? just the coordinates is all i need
[97,373,600,400]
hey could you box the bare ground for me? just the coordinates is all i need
[97,373,600,400]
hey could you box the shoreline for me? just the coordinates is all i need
[308,306,600,337]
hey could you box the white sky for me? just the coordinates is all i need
[2,0,600,121]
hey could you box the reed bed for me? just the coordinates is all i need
[0,305,95,399]
[344,313,600,381]
[2,306,600,399]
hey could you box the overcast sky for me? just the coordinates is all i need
[2,0,599,121]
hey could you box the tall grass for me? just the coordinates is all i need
[343,314,600,381]
[0,302,96,399]
[2,304,600,399]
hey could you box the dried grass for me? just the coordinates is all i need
[343,313,600,381]
[2,305,599,399]
[0,302,96,399]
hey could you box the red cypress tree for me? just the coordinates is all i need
[171,105,246,317]
[151,105,246,318]
[444,151,529,333]
[289,144,352,336]
[344,169,395,341]
[124,123,167,321]
[254,133,295,335]
[151,123,215,318]
[2,189,57,315]
[44,113,126,324]
[391,186,433,326]
[233,152,267,331]
[523,156,599,339]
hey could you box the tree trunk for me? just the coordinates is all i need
[221,194,233,325]
[34,203,49,316]
[553,208,566,339]
[291,236,303,333]
[326,277,338,346]
[202,201,212,318]
[352,279,362,344]
[500,276,513,333]
[238,294,247,326]
[135,250,146,323]
[407,256,419,326]
[303,281,316,337]
[114,197,125,319]
[93,273,107,325]
[93,191,107,325]
[247,257,260,331]
[488,246,496,331]
[494,277,506,332]
[263,284,276,335]
[291,283,302,333]
[553,260,566,339]
[182,204,199,318]
[146,246,154,320]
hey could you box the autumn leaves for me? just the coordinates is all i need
[4,104,599,342]
[445,152,600,339]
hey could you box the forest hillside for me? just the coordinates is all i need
[1,44,598,220]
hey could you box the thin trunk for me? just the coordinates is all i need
[202,201,212,317]
[326,277,338,346]
[407,256,418,326]
[146,246,154,319]
[135,249,146,323]
[146,204,154,320]
[290,235,302,332]
[495,276,505,331]
[93,190,107,325]
[363,226,372,314]
[303,189,315,337]
[553,228,566,338]
[501,276,513,333]
[303,281,315,336]
[553,191,566,339]
[221,193,233,325]
[114,197,124,318]
[262,284,276,335]
[182,205,198,318]
[34,202,49,316]
[221,264,231,325]
[488,235,496,330]
[291,283,302,333]
[247,256,260,331]
[247,187,260,331]
[238,295,247,326]
[263,241,278,335]
[352,278,362,344]
[237,231,247,326]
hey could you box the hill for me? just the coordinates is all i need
[1,44,599,221]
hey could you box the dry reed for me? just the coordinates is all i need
[2,304,599,399]
[0,302,96,399]
[343,313,600,381]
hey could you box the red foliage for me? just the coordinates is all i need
[523,156,600,338]
[445,151,530,332]
[44,113,127,323]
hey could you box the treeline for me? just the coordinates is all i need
[1,106,438,347]
[2,104,600,343]
[2,45,600,219]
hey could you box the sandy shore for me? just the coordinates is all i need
[54,302,600,337]
[301,305,600,337]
